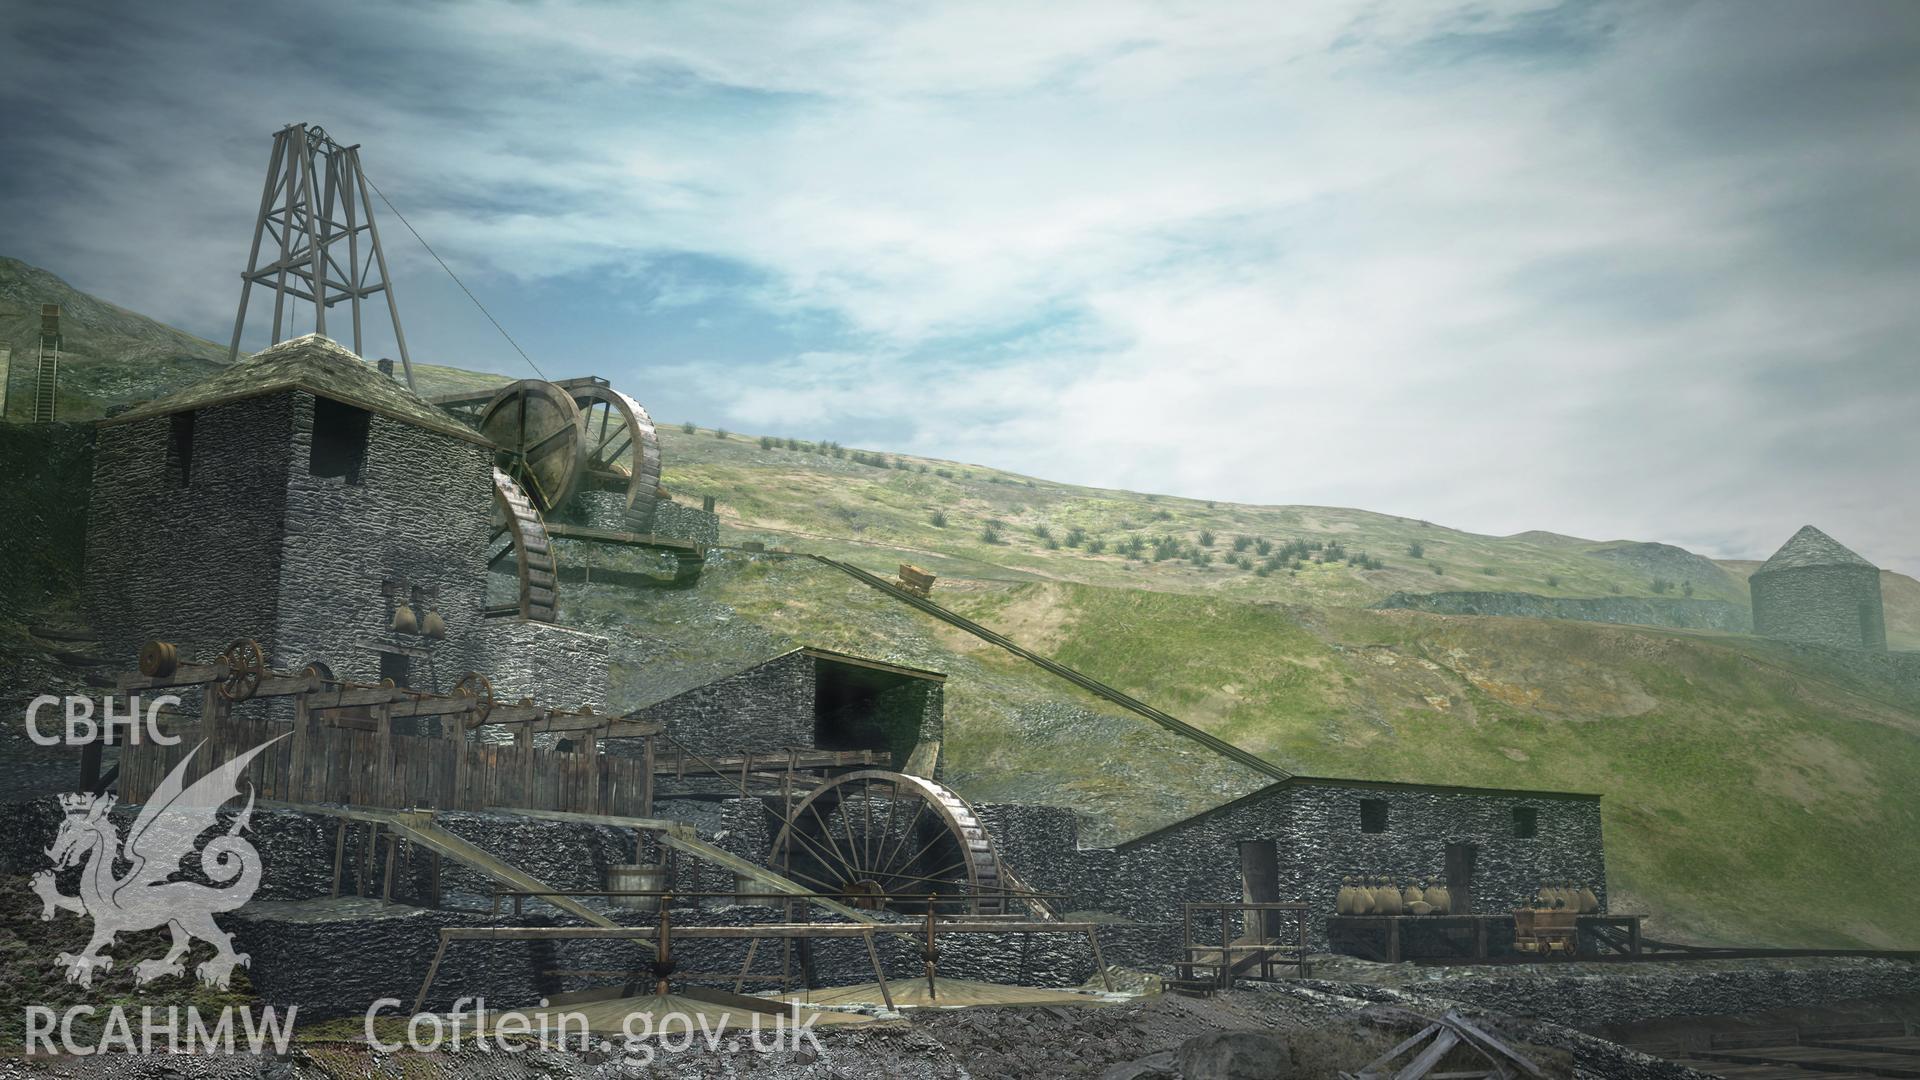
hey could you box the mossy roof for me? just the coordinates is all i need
[1757,525,1877,573]
[101,334,493,446]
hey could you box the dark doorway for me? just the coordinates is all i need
[1239,839,1280,940]
[1444,842,1477,914]
[379,651,411,690]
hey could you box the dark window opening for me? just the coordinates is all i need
[812,658,932,767]
[310,397,370,483]
[167,412,195,487]
[1359,798,1389,834]
[1512,806,1539,838]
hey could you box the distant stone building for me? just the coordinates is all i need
[1750,525,1886,651]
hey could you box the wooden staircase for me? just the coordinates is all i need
[32,305,59,422]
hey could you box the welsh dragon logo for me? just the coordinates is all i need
[31,736,285,989]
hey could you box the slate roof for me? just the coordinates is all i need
[102,334,492,446]
[1756,525,1877,573]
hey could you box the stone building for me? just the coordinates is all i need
[973,775,1604,953]
[1750,525,1886,651]
[84,334,608,706]
[625,647,944,776]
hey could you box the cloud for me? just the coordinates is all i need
[1,0,1915,573]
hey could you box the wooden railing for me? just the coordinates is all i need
[119,714,653,816]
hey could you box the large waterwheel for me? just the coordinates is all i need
[477,379,585,513]
[768,770,1008,915]
[571,382,661,509]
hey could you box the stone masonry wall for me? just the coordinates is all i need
[1752,564,1887,651]
[627,651,815,759]
[84,396,294,666]
[273,391,496,693]
[1376,591,1750,634]
[983,781,1605,957]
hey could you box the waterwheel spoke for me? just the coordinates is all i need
[874,798,929,881]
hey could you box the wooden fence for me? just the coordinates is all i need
[119,714,653,817]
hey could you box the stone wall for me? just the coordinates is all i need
[1375,591,1750,634]
[0,421,93,621]
[273,391,496,694]
[649,498,718,546]
[470,618,613,713]
[1752,563,1887,651]
[984,779,1605,955]
[627,651,815,759]
[84,396,294,666]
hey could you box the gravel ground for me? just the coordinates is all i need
[0,976,1705,1079]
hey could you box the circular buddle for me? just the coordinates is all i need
[767,770,1008,916]
[570,384,661,509]
[478,380,585,513]
[215,638,266,702]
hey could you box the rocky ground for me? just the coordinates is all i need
[0,974,1704,1080]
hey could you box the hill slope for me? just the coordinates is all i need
[6,255,1919,949]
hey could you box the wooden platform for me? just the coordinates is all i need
[1327,913,1646,962]
[788,978,1111,1010]
[479,990,877,1035]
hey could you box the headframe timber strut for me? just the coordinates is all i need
[228,122,415,388]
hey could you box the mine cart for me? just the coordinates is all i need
[1512,907,1578,956]
[897,563,937,597]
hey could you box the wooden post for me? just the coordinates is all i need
[641,734,655,817]
[1387,917,1401,964]
[382,836,398,902]
[373,701,394,808]
[1087,928,1113,991]
[515,725,533,811]
[330,820,347,898]
[1628,916,1641,958]
[448,704,468,811]
[733,937,761,995]
[1475,916,1488,960]
[289,691,311,803]
[1221,907,1233,989]
[412,933,450,1015]
[925,896,939,1001]
[656,897,673,996]
[864,930,895,1012]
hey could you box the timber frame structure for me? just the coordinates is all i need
[114,638,659,816]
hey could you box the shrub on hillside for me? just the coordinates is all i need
[980,526,1001,545]
[1651,578,1672,594]
[929,511,948,528]
[1198,530,1216,547]
[682,421,696,434]
[1065,526,1086,548]
[1407,540,1425,559]
[1086,537,1106,554]
[1233,535,1253,552]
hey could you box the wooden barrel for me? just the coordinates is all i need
[607,862,664,911]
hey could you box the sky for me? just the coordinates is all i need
[1,0,1916,573]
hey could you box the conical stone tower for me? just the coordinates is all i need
[1749,525,1885,651]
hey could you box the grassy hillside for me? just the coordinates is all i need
[6,254,1918,950]
[0,257,504,421]
[565,552,1920,948]
[654,424,1920,649]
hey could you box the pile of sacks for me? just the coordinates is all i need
[1336,876,1450,916]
